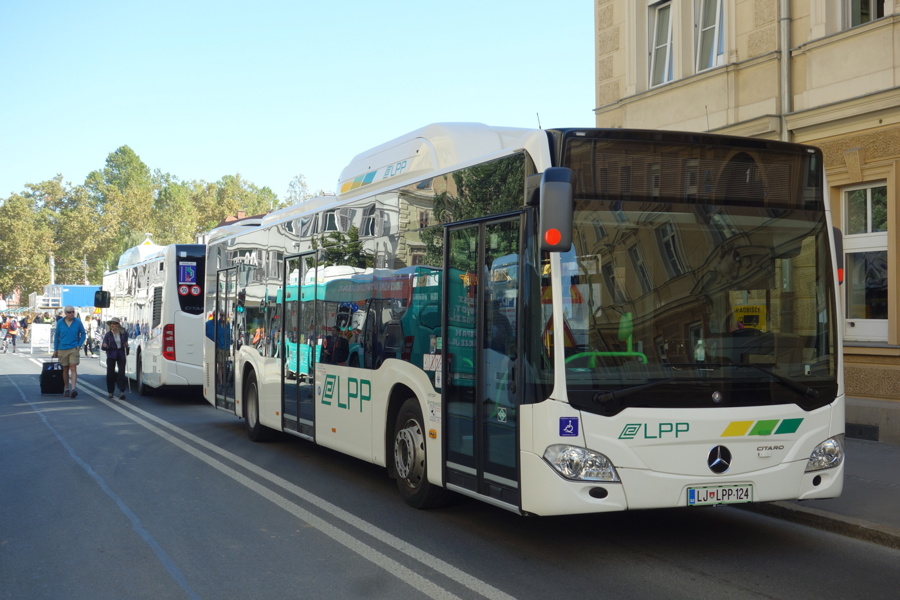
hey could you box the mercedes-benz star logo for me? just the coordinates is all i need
[707,445,732,474]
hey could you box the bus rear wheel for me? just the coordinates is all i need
[136,354,152,396]
[244,371,272,442]
[392,397,449,509]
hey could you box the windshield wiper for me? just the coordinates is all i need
[593,378,675,405]
[730,363,820,400]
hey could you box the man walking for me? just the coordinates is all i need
[53,305,86,398]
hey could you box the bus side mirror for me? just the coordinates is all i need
[539,167,574,252]
[94,290,111,308]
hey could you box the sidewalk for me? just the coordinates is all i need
[745,436,900,550]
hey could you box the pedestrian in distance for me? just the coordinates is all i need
[101,316,129,399]
[0,316,8,353]
[92,317,102,357]
[206,310,231,390]
[83,315,94,357]
[5,316,19,352]
[53,305,86,398]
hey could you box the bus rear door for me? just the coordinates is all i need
[282,253,317,439]
[214,267,238,411]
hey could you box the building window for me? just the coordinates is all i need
[847,184,887,235]
[843,183,888,341]
[649,163,661,200]
[592,216,607,242]
[684,158,699,201]
[361,204,376,237]
[628,245,653,294]
[696,0,724,72]
[650,2,674,86]
[848,0,885,27]
[322,210,338,232]
[658,222,685,277]
[603,262,628,304]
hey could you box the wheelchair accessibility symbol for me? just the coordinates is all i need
[559,417,579,437]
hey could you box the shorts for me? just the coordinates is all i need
[57,348,81,366]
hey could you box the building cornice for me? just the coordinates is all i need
[788,88,900,138]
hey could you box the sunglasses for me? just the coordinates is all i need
[65,311,75,314]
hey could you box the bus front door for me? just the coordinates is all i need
[445,216,522,508]
[282,253,317,440]
[215,267,237,412]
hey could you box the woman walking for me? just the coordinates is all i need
[101,317,129,399]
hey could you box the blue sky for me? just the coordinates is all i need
[1,1,595,200]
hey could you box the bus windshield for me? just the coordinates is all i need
[557,132,839,415]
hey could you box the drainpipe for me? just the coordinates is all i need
[780,0,792,141]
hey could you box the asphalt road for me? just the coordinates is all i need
[2,353,899,600]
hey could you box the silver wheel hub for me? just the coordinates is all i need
[394,420,425,484]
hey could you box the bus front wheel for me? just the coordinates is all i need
[392,397,449,509]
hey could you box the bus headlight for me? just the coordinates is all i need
[543,445,620,482]
[805,435,844,472]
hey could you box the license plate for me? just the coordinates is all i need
[687,484,753,506]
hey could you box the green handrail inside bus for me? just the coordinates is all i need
[565,351,649,366]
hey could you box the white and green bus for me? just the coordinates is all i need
[203,123,844,515]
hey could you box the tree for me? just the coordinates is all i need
[152,173,200,245]
[317,227,371,269]
[0,193,55,296]
[0,147,300,299]
[99,145,152,193]
[184,174,283,232]
[84,146,157,265]
[421,154,525,266]
[286,174,313,206]
[216,174,281,216]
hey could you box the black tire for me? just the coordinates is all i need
[244,371,272,442]
[392,397,450,509]
[136,354,152,396]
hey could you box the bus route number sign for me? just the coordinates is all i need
[179,263,197,284]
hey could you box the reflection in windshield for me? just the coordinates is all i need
[556,203,837,414]
[552,134,839,415]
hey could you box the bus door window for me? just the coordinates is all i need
[282,253,316,438]
[445,216,522,501]
[213,267,237,411]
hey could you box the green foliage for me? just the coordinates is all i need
[317,227,372,269]
[421,153,525,266]
[103,146,153,193]
[0,193,55,296]
[0,147,298,304]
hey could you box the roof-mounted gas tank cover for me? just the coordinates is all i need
[336,123,541,200]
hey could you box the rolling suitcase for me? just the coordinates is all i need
[40,361,65,395]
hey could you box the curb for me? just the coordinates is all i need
[741,501,900,550]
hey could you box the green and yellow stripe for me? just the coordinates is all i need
[721,418,803,437]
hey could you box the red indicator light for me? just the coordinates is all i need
[837,268,844,284]
[163,324,176,361]
[544,228,562,246]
